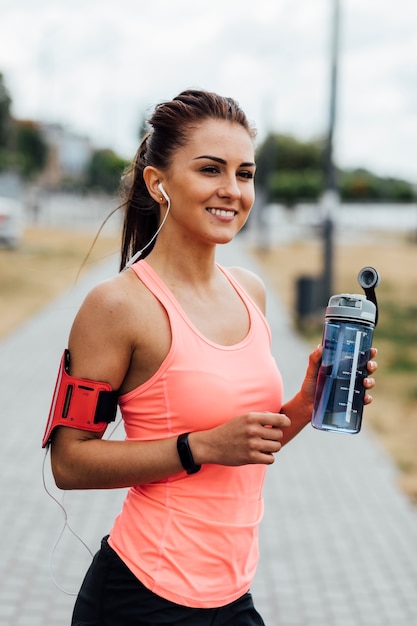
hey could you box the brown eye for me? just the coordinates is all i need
[238,171,254,180]
[201,166,220,174]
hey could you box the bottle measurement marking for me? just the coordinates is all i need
[345,330,362,423]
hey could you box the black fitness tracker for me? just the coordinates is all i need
[177,433,201,474]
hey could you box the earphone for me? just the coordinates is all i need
[124,183,171,268]
[157,182,170,204]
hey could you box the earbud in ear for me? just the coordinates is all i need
[157,183,170,203]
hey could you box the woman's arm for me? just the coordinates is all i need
[51,428,184,490]
[50,274,185,490]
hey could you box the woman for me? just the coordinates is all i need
[49,90,377,625]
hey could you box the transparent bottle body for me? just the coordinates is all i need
[311,320,374,434]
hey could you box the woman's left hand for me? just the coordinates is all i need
[279,346,378,447]
[299,345,378,409]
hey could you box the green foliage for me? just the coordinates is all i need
[0,148,15,170]
[340,169,415,203]
[0,75,48,179]
[255,133,325,205]
[269,169,324,206]
[0,72,13,148]
[86,149,130,194]
[376,302,417,350]
[14,121,48,179]
[374,301,417,403]
[255,134,416,205]
[255,133,324,192]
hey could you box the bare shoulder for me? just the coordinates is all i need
[70,271,134,337]
[226,266,266,313]
[67,269,152,385]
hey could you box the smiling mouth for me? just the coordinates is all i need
[206,208,237,217]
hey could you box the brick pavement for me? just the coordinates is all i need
[1,234,417,625]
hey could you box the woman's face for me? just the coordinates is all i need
[161,118,256,246]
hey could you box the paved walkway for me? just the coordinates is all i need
[1,233,417,626]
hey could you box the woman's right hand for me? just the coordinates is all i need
[189,411,291,467]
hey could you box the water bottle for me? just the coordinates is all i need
[311,281,377,434]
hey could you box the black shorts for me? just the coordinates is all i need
[71,536,266,626]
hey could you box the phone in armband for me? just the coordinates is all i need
[42,349,118,448]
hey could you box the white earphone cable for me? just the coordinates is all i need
[124,195,171,269]
[42,449,93,596]
[42,415,123,595]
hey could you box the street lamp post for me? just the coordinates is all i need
[321,0,340,307]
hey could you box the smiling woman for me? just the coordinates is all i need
[43,89,377,626]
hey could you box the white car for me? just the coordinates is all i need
[0,196,23,248]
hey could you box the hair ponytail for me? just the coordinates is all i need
[119,134,159,270]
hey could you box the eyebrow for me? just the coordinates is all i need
[193,155,256,168]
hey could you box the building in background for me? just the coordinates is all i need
[39,123,93,187]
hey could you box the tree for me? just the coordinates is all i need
[340,169,415,203]
[15,120,48,179]
[0,72,12,148]
[0,75,48,179]
[87,149,130,194]
[269,169,324,207]
[255,133,416,205]
[255,133,325,205]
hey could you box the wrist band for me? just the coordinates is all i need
[177,433,201,474]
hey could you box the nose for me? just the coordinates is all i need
[217,176,241,199]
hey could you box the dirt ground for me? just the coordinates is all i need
[0,227,120,339]
[1,226,416,505]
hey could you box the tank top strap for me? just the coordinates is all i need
[130,260,184,314]
[217,265,272,341]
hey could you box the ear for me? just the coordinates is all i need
[143,166,165,203]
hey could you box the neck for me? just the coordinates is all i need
[145,239,218,286]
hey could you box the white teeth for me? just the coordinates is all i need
[207,208,235,217]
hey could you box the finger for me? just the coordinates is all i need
[309,344,323,369]
[364,393,373,405]
[260,413,291,429]
[258,452,277,465]
[313,343,323,359]
[259,438,283,454]
[364,377,375,389]
[261,425,285,443]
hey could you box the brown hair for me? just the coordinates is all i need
[119,89,256,269]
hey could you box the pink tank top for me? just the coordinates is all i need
[108,260,283,608]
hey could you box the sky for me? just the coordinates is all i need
[0,0,416,182]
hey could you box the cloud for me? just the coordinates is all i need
[0,0,416,180]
